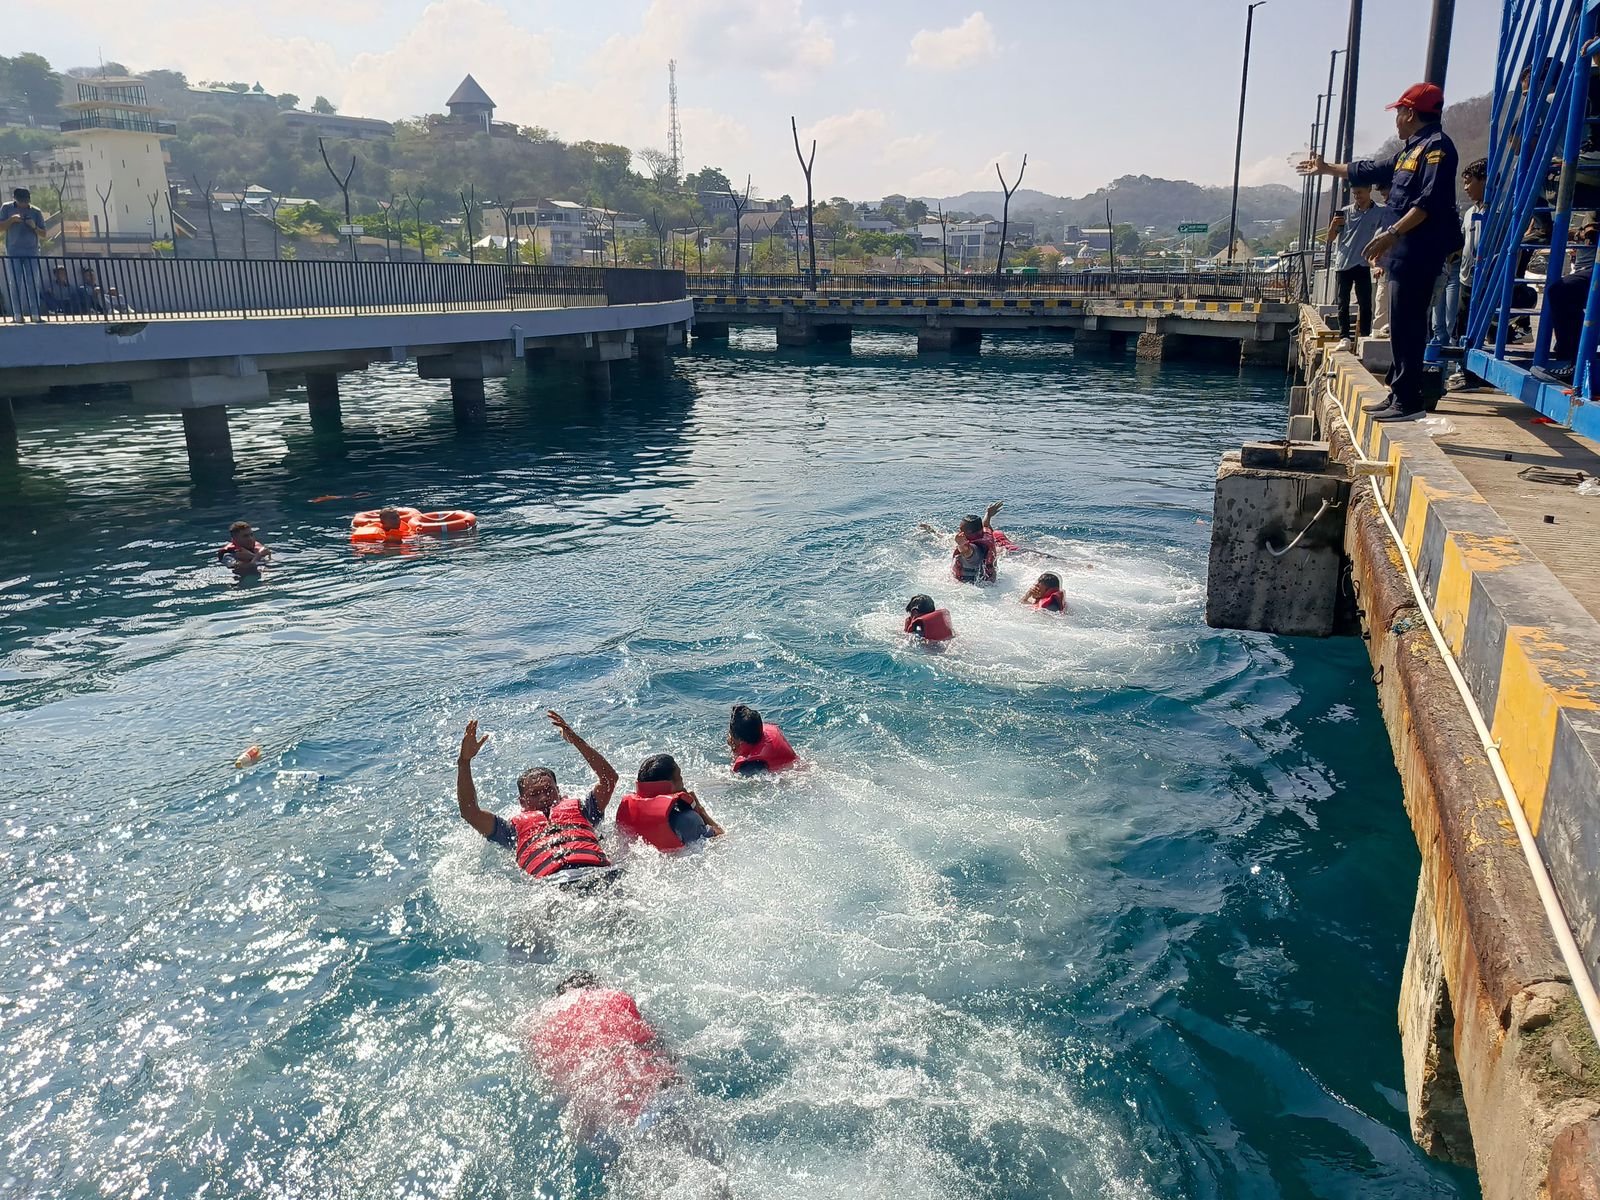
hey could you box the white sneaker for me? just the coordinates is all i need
[1445,371,1467,392]
[1335,338,1353,352]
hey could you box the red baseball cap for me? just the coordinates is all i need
[1387,82,1444,115]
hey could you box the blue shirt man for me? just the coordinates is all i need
[1331,192,1390,273]
[2,187,48,321]
[1300,83,1462,420]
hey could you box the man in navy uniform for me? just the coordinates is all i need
[1301,83,1462,421]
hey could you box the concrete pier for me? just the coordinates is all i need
[305,371,342,431]
[181,406,234,476]
[584,360,613,400]
[1240,337,1289,369]
[1073,328,1128,355]
[693,321,730,342]
[0,396,15,454]
[449,376,487,426]
[917,326,982,353]
[1204,441,1350,637]
[1286,313,1600,1199]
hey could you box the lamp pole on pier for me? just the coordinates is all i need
[1226,0,1267,267]
[1425,0,1456,89]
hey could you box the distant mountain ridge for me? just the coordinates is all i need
[926,176,1301,238]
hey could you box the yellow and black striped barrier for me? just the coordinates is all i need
[1327,350,1600,963]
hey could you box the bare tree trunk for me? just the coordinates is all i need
[994,154,1027,288]
[193,177,218,260]
[791,117,818,285]
[936,202,949,279]
[725,175,752,290]
[55,166,71,257]
[459,184,476,264]
[318,139,358,260]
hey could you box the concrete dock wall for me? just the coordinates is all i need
[1298,315,1600,1198]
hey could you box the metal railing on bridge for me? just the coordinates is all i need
[687,268,1293,302]
[0,258,685,324]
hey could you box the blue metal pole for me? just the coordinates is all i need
[1535,8,1592,366]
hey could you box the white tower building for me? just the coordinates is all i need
[59,76,176,245]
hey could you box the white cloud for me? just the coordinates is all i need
[339,0,554,121]
[800,109,890,150]
[907,13,997,71]
[1239,154,1298,188]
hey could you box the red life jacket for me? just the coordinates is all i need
[952,532,997,583]
[511,797,610,877]
[991,530,1019,552]
[731,723,798,773]
[615,780,689,852]
[905,608,955,641]
[1032,589,1065,612]
[528,988,679,1126]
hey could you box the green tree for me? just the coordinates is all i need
[276,93,301,109]
[684,166,731,195]
[1113,223,1141,257]
[311,95,336,114]
[904,198,928,224]
[3,53,62,120]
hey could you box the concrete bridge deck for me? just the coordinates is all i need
[690,285,1299,366]
[1296,312,1600,1198]
[0,261,690,479]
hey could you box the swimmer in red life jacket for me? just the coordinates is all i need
[453,711,620,886]
[615,754,724,852]
[528,970,727,1182]
[904,594,955,641]
[1021,572,1066,613]
[727,704,798,776]
[216,520,271,574]
[920,501,1005,582]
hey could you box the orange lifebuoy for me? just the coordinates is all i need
[350,507,423,542]
[412,510,478,534]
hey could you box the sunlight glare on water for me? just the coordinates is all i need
[0,330,1477,1198]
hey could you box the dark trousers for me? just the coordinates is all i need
[1335,265,1373,338]
[1387,266,1441,411]
[1548,268,1592,361]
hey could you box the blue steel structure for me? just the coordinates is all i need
[1464,0,1600,438]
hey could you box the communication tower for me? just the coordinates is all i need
[667,60,683,182]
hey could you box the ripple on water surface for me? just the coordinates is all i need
[0,333,1476,1198]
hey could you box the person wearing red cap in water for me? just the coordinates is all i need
[1300,83,1463,422]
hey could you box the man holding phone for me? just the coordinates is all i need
[1,187,49,323]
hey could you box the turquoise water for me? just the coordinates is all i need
[0,330,1479,1199]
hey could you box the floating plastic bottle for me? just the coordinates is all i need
[234,745,262,769]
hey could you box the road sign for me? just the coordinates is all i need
[338,224,364,236]
[1178,223,1209,235]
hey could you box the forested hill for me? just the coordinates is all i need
[931,178,1301,236]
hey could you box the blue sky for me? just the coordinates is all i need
[29,0,1501,199]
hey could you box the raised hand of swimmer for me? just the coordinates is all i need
[984,500,1004,521]
[546,710,576,742]
[458,719,489,764]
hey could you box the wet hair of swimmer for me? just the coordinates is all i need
[517,767,558,810]
[557,969,598,995]
[1038,572,1061,591]
[958,514,984,538]
[729,704,763,745]
[378,506,401,529]
[905,594,936,617]
[637,752,680,784]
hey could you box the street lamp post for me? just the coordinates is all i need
[1226,1,1267,268]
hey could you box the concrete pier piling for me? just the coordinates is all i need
[305,371,342,431]
[180,406,234,477]
[0,396,16,455]
[449,376,487,426]
[1204,441,1350,637]
[917,325,982,353]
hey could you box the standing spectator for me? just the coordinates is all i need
[1327,184,1386,348]
[1448,159,1489,391]
[1,187,49,323]
[1301,83,1463,421]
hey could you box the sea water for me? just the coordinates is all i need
[0,330,1479,1198]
